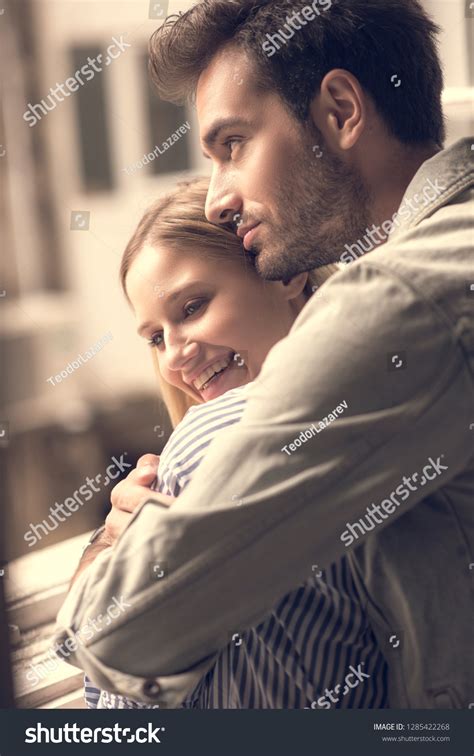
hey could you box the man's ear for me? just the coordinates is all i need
[280,272,309,300]
[309,69,366,152]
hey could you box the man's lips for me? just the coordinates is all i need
[238,223,261,250]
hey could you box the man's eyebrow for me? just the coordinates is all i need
[201,117,252,151]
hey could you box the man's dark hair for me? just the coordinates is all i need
[149,0,445,146]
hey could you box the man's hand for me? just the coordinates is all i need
[105,453,173,544]
[69,454,174,589]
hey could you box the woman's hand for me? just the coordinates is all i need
[105,454,174,545]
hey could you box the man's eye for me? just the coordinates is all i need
[147,333,163,348]
[224,138,240,154]
[184,299,206,317]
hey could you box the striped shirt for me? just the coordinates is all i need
[85,384,388,709]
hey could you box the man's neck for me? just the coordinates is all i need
[369,142,441,233]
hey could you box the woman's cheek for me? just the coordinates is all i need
[201,307,236,342]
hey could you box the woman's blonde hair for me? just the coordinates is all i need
[120,176,338,427]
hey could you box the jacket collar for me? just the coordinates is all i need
[391,138,474,238]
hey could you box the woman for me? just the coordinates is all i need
[85,177,387,709]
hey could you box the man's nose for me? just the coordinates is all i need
[205,177,241,226]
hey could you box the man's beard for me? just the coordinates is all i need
[250,132,372,281]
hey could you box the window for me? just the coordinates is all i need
[70,46,114,192]
[142,53,191,175]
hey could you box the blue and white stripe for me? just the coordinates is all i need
[85,384,388,709]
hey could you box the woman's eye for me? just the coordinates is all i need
[148,332,163,348]
[147,300,207,348]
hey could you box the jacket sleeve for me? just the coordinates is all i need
[54,259,473,706]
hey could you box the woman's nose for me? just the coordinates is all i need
[164,337,199,373]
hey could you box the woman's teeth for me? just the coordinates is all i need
[194,356,232,391]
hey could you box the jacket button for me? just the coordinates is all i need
[143,679,161,697]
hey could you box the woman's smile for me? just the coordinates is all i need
[187,351,247,401]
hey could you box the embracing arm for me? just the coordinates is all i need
[69,528,112,588]
[55,259,473,706]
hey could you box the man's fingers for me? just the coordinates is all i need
[105,490,175,545]
[104,508,134,544]
[115,458,158,491]
[109,451,175,520]
[137,453,160,469]
[134,454,160,484]
[134,466,158,485]
[111,480,151,513]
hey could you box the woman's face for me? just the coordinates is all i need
[126,243,307,403]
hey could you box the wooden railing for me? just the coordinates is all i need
[5,532,93,709]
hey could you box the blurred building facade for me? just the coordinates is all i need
[1,0,207,559]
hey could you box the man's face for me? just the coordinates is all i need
[197,46,370,279]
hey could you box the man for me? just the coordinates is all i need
[56,0,473,709]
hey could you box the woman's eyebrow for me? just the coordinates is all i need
[137,320,155,336]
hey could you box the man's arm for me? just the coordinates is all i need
[55,259,473,703]
[69,528,111,588]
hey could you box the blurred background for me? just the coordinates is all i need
[0,0,210,563]
[0,0,472,707]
